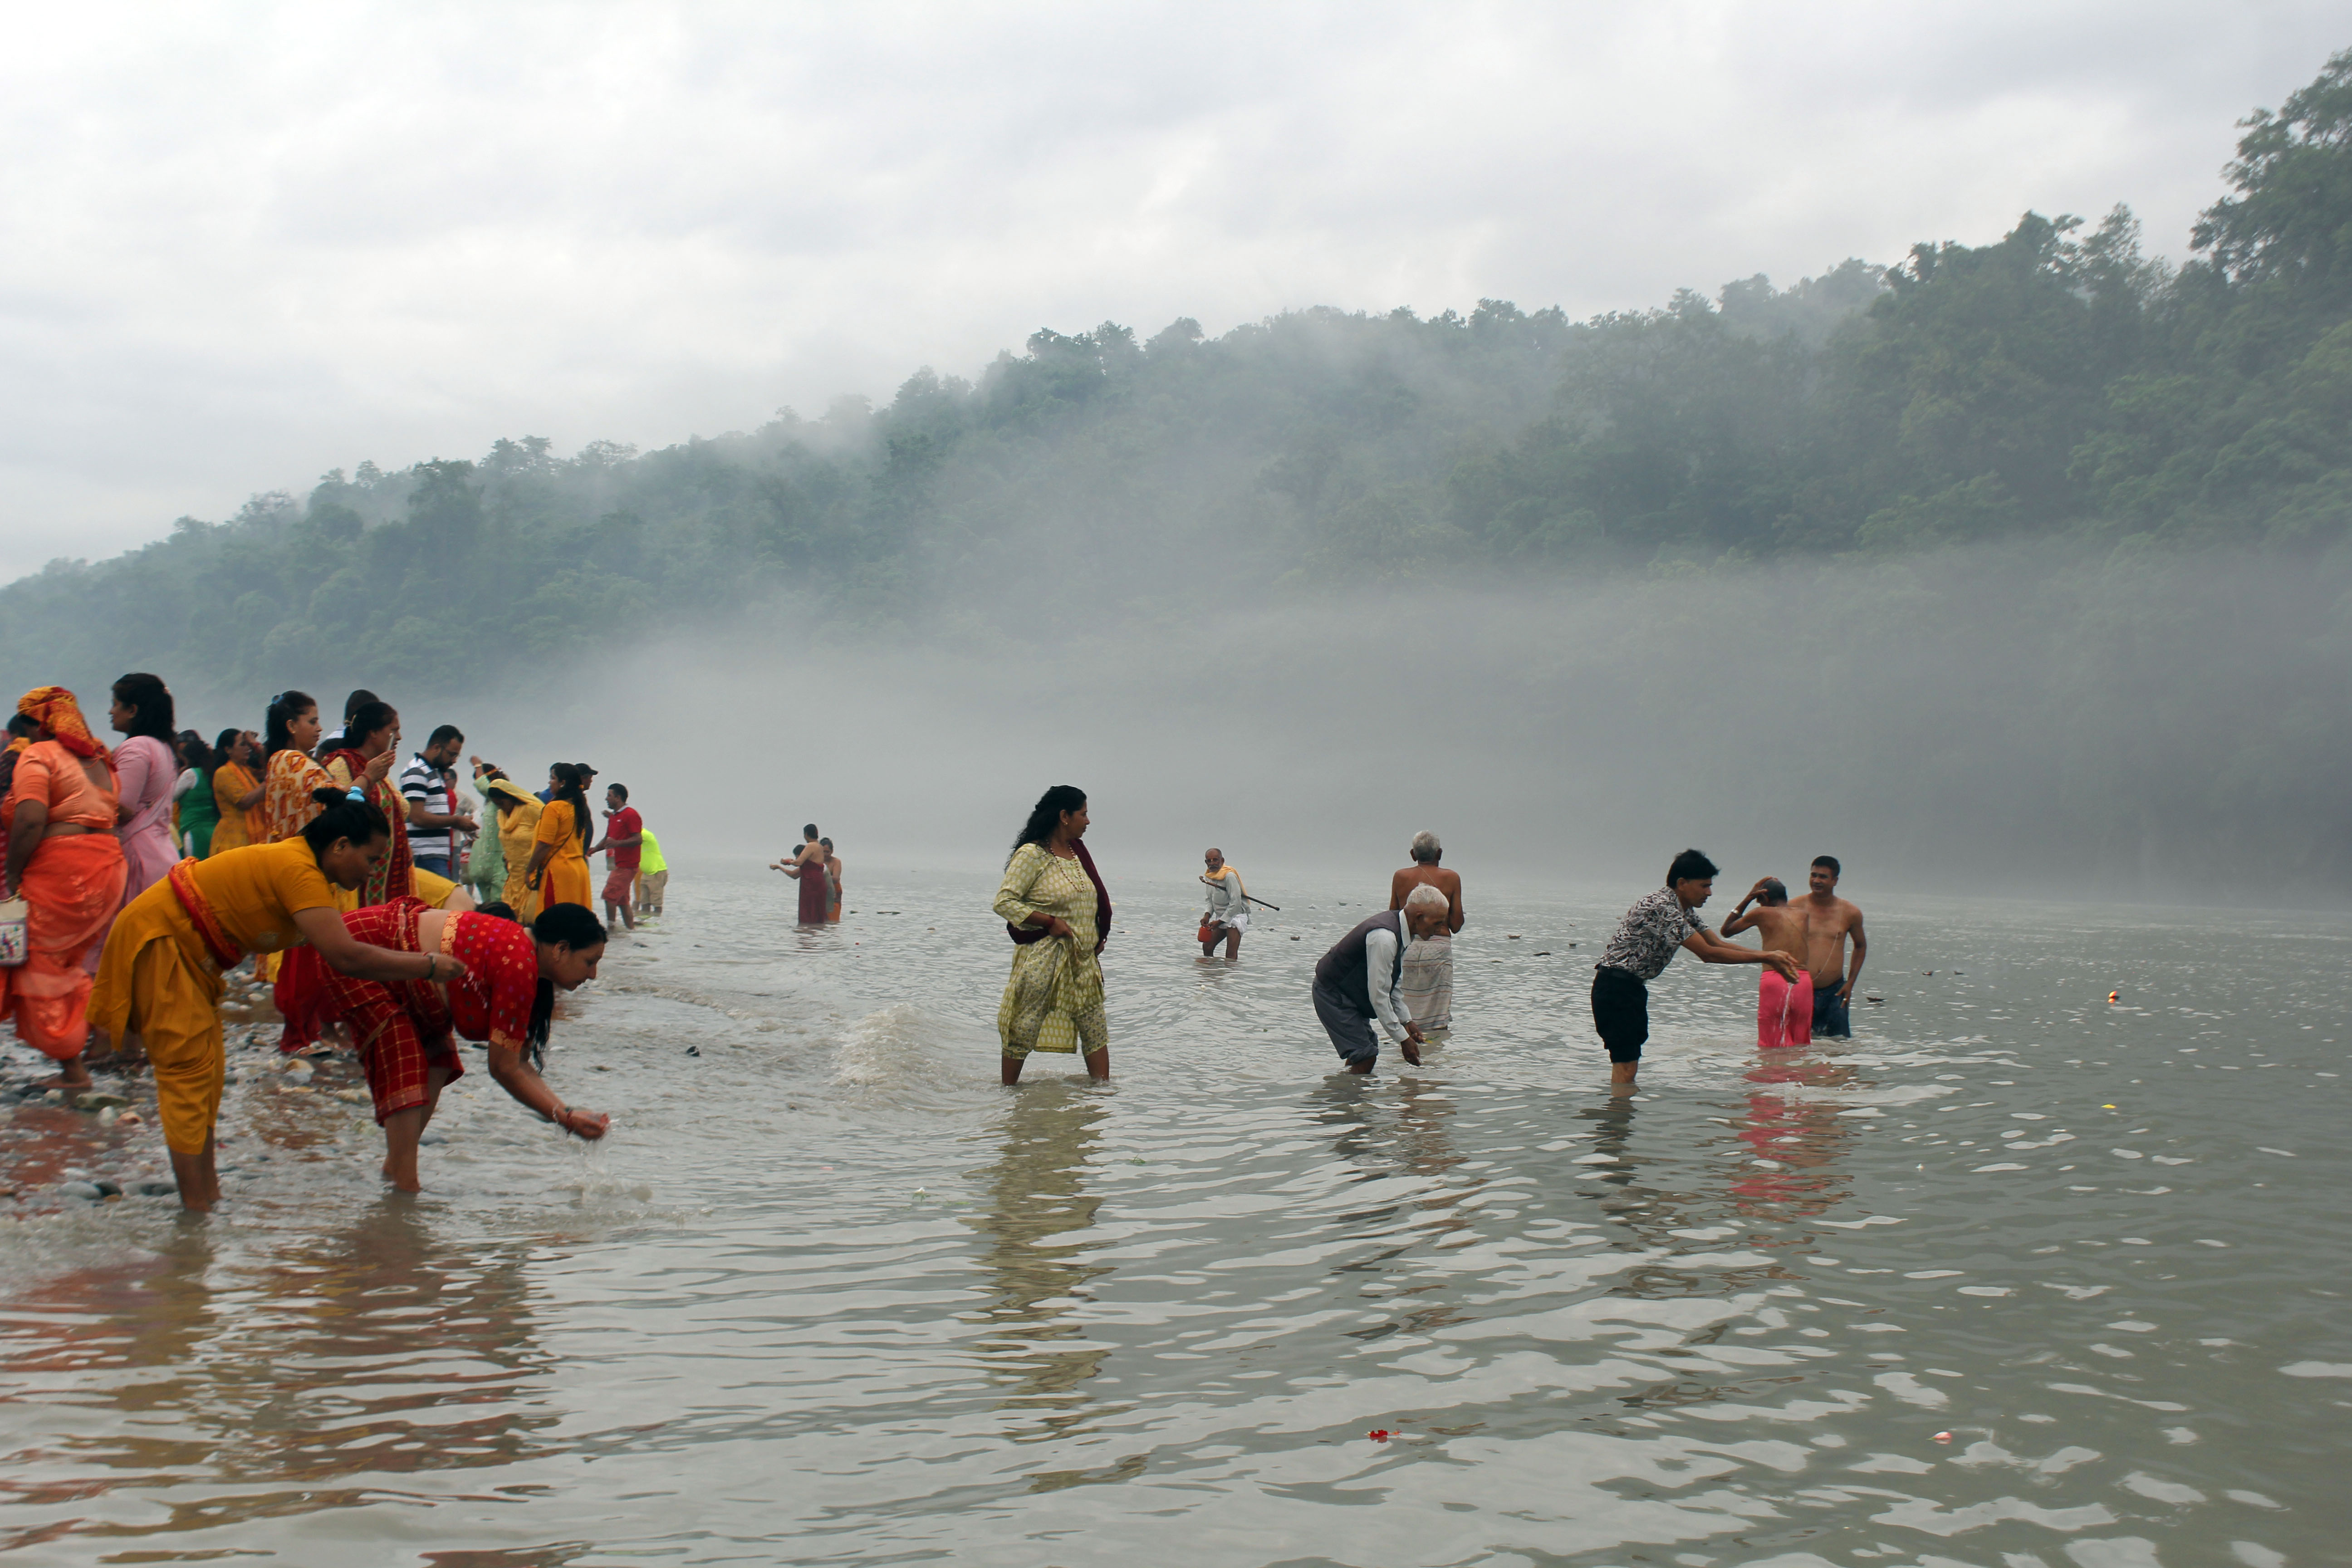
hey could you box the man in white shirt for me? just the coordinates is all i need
[1312,886,1450,1073]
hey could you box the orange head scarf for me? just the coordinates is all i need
[16,686,109,761]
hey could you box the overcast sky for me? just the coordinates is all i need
[1,1,2342,582]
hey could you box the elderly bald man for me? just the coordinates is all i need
[1312,885,1450,1073]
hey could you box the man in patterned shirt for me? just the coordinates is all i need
[1591,848,1804,1091]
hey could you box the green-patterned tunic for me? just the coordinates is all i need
[993,843,1107,1058]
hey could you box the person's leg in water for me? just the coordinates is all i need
[1811,975,1851,1040]
[1591,966,1648,1093]
[381,1064,451,1192]
[1222,921,1241,960]
[1314,979,1384,1073]
[1758,968,1813,1049]
[601,866,637,932]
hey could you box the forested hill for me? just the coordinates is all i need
[6,52,2351,699]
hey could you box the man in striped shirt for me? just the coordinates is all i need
[399,725,476,879]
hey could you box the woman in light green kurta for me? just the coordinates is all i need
[993,785,1110,1084]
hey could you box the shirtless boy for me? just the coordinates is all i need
[1720,878,1814,1049]
[1797,855,1867,1039]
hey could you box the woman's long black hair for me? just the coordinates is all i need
[176,730,214,773]
[297,786,389,856]
[111,673,176,745]
[549,762,592,845]
[341,701,397,755]
[213,728,246,769]
[264,690,316,760]
[1009,784,1087,863]
[506,901,606,1066]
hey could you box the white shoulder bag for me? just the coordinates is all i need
[0,898,27,967]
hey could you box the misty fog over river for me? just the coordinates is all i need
[7,14,2352,1568]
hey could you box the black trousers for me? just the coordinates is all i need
[1590,966,1649,1063]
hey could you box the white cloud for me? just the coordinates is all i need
[0,0,2342,578]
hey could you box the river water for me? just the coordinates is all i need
[0,865,2344,1566]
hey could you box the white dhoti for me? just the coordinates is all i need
[1399,931,1453,1030]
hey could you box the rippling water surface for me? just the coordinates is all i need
[2,866,2346,1566]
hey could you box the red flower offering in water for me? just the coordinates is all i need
[1367,1430,1391,1442]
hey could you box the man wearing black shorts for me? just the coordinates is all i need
[1591,848,1805,1092]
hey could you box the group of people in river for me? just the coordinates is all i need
[0,676,672,1209]
[769,826,844,925]
[988,785,1866,1092]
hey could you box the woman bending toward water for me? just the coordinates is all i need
[993,785,1111,1084]
[90,791,475,1212]
[275,899,612,1192]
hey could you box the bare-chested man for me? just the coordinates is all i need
[1721,877,1814,1049]
[1797,855,1867,1039]
[1388,831,1465,1031]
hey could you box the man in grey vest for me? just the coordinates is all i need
[1313,886,1450,1073]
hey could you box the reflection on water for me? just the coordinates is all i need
[0,872,2341,1565]
[964,1083,1112,1445]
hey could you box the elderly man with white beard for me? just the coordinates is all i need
[1311,885,1450,1074]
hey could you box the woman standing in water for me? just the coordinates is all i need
[771,824,829,925]
[524,763,593,911]
[821,836,843,922]
[992,785,1111,1084]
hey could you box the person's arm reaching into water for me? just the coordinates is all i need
[1681,926,1802,979]
[484,1039,609,1139]
[1362,924,1426,1045]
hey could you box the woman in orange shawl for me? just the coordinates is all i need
[524,763,594,911]
[1,687,130,1088]
[319,699,412,906]
[207,728,264,855]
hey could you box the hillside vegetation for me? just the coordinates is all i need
[5,52,2350,701]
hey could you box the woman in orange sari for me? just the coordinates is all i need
[207,728,264,855]
[1,687,130,1089]
[319,700,412,906]
[524,763,594,911]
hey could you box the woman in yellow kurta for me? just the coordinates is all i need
[524,764,593,911]
[88,789,469,1213]
[992,785,1111,1083]
[484,774,544,921]
[207,728,264,854]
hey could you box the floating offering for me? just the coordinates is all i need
[1932,1431,1953,1443]
[1367,1429,1391,1442]
[2108,990,2120,1004]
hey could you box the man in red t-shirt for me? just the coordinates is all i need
[585,783,644,932]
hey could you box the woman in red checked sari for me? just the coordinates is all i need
[275,899,612,1191]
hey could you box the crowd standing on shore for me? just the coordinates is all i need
[0,676,679,1208]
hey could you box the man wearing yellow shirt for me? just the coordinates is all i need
[635,828,667,918]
